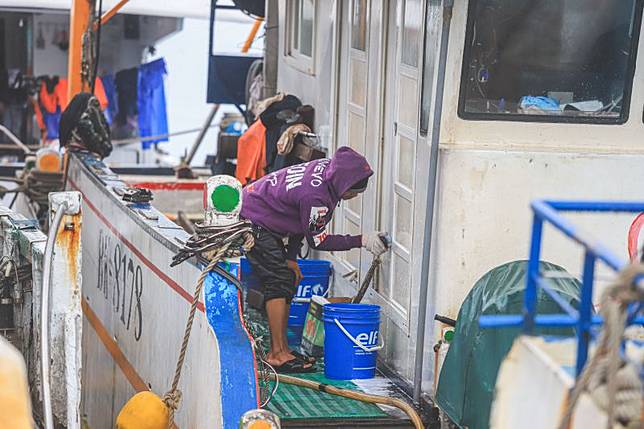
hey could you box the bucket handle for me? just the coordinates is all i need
[333,319,384,353]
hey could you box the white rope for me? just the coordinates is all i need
[558,264,644,429]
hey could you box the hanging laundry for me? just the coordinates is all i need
[101,74,118,124]
[114,67,139,126]
[137,58,168,149]
[236,120,266,186]
[37,76,108,141]
[38,76,63,140]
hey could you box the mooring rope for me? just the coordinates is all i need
[558,264,644,429]
[163,223,254,427]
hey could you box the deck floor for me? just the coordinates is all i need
[244,307,420,428]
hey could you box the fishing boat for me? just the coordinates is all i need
[0,0,642,428]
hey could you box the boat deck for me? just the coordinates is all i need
[244,308,432,428]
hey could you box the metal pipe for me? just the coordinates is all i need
[185,104,220,165]
[67,0,93,98]
[242,18,264,53]
[0,125,31,154]
[98,0,129,26]
[40,201,69,429]
[412,0,454,403]
[263,0,279,98]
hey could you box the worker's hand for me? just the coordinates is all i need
[362,232,390,256]
[286,259,303,285]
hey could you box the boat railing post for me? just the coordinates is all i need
[523,214,544,334]
[576,251,596,375]
[41,191,83,429]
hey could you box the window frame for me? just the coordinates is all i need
[457,0,644,125]
[285,0,317,75]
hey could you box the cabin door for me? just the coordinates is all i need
[377,0,424,325]
[333,0,384,282]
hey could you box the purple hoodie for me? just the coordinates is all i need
[241,147,373,259]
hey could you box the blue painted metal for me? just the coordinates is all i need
[479,313,644,328]
[577,252,596,374]
[204,262,259,428]
[481,200,644,377]
[523,215,543,333]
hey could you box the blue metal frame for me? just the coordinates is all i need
[479,200,644,375]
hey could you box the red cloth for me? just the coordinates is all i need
[236,120,266,186]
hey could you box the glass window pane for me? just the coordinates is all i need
[398,74,418,127]
[351,0,368,51]
[300,0,315,57]
[401,0,422,66]
[397,135,414,189]
[350,57,367,106]
[460,0,640,122]
[394,195,412,249]
[344,218,361,269]
[392,253,410,311]
[348,111,365,154]
[347,192,362,216]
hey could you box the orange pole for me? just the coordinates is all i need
[67,0,93,100]
[241,18,264,53]
[97,0,130,28]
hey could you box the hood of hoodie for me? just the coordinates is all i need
[325,146,373,199]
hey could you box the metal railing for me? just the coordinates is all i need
[479,200,644,376]
[40,200,68,429]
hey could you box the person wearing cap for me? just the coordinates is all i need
[241,146,389,373]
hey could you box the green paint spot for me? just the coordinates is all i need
[444,330,454,343]
[210,184,239,213]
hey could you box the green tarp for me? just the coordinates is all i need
[436,260,581,429]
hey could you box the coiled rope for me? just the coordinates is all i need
[163,221,254,427]
[558,264,644,429]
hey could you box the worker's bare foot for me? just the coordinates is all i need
[266,351,313,369]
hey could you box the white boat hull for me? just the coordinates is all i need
[66,153,259,428]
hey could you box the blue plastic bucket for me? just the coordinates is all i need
[240,258,332,343]
[288,260,332,326]
[323,303,382,379]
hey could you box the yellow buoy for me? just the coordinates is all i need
[0,337,33,429]
[116,391,170,429]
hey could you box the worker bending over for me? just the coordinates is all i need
[241,146,389,373]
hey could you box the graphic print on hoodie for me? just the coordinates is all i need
[241,146,373,255]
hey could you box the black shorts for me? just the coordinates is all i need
[246,226,297,304]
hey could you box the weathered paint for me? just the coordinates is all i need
[204,262,261,427]
[48,191,83,429]
[66,153,259,428]
[0,202,83,428]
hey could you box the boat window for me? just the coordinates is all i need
[402,0,423,67]
[287,0,316,60]
[459,0,643,124]
[351,0,367,51]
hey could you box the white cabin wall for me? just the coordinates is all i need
[31,13,182,78]
[418,0,644,395]
[32,13,70,76]
[276,0,337,133]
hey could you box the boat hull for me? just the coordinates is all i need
[66,153,259,428]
